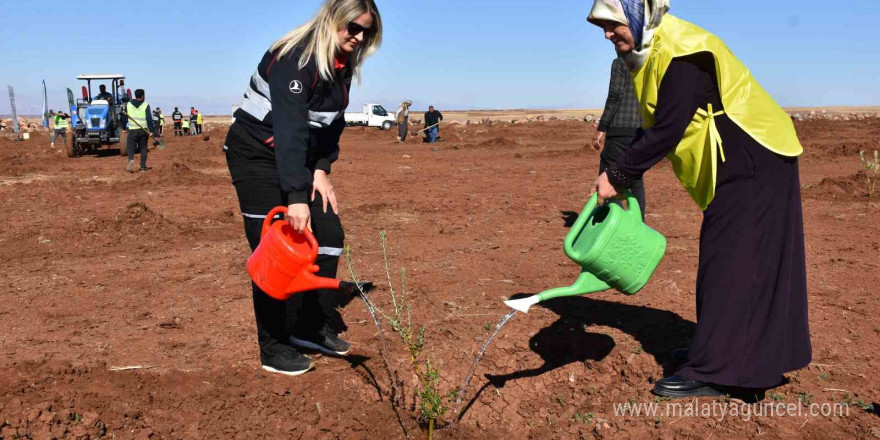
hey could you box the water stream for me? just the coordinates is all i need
[454,309,518,407]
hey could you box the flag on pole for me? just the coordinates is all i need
[67,88,78,126]
[8,86,20,134]
[41,80,49,128]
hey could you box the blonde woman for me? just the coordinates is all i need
[224,0,382,376]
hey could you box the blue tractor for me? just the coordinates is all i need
[67,74,130,158]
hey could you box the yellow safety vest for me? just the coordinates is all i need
[182,119,190,129]
[53,115,68,129]
[196,113,202,124]
[126,102,150,130]
[157,113,165,126]
[631,15,803,210]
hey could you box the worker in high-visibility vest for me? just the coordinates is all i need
[181,117,190,136]
[172,107,183,136]
[121,89,156,173]
[154,108,165,136]
[188,112,197,136]
[48,110,70,148]
[195,110,203,135]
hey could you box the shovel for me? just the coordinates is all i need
[416,121,442,134]
[125,113,166,150]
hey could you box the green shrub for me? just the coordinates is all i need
[346,231,453,440]
[859,150,879,198]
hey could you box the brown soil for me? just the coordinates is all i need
[1,120,879,439]
[475,137,521,149]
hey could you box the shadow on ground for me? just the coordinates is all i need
[457,294,696,420]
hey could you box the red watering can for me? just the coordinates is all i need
[247,206,369,300]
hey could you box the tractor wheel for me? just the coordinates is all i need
[381,121,393,130]
[119,131,128,156]
[65,133,76,158]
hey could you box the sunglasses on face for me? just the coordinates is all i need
[346,21,374,39]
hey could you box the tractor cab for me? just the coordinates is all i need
[76,74,127,141]
[68,74,131,157]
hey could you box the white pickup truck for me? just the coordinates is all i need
[345,103,396,130]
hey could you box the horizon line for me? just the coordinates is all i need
[5,105,880,119]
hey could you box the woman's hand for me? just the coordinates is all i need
[311,169,338,214]
[591,171,622,206]
[592,131,606,151]
[287,203,311,234]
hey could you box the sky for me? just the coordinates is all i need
[1,0,878,116]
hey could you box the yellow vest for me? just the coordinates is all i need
[53,115,68,129]
[126,102,150,130]
[631,15,803,210]
[196,113,202,124]
[182,119,190,129]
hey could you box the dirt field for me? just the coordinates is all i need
[1,119,879,439]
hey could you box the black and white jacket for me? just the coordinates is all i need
[227,46,351,204]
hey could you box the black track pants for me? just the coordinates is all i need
[127,129,149,170]
[225,139,345,359]
[398,117,408,142]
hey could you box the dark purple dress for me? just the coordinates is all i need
[607,53,811,388]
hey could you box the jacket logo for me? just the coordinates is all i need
[289,80,303,94]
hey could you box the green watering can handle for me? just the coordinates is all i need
[563,193,597,257]
[624,191,642,221]
[564,190,641,257]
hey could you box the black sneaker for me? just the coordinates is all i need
[261,349,314,376]
[290,327,351,356]
[139,167,152,173]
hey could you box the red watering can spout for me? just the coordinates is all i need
[246,206,342,300]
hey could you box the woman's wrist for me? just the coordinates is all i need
[287,190,310,205]
[315,160,331,174]
[606,164,636,190]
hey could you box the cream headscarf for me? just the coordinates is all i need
[587,0,670,71]
[397,100,412,118]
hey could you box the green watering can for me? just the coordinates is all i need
[504,192,667,313]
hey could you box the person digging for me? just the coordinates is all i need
[121,89,161,173]
[586,0,810,399]
[423,105,443,143]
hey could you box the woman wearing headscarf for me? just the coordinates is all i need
[224,0,382,376]
[396,100,412,143]
[586,0,811,398]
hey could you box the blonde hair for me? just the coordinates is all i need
[270,0,382,84]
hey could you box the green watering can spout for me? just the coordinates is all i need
[504,192,667,313]
[541,270,611,300]
[504,270,610,313]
